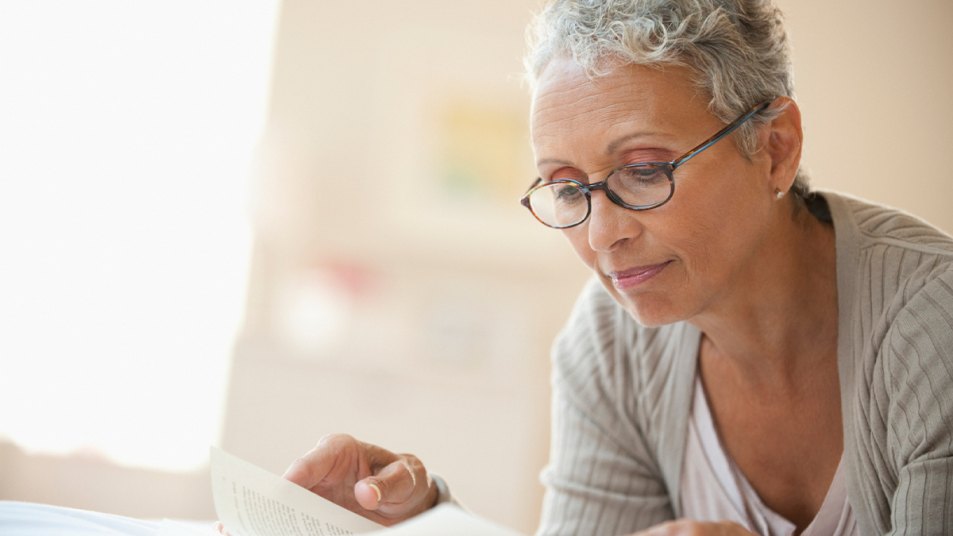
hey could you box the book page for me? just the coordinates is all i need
[362,504,525,536]
[210,447,383,536]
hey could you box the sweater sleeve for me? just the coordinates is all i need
[882,268,953,535]
[536,280,674,536]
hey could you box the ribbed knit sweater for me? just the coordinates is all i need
[537,191,953,536]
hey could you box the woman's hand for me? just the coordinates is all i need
[629,520,756,536]
[280,433,439,526]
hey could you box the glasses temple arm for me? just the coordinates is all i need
[671,100,773,169]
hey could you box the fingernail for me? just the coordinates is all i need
[402,461,417,489]
[368,482,382,503]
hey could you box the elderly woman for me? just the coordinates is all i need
[283,0,953,535]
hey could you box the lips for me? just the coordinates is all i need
[608,260,672,290]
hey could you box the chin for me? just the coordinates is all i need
[607,285,689,328]
[625,306,684,328]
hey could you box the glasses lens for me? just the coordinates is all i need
[608,164,673,208]
[528,181,589,228]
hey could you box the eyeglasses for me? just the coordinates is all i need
[520,99,774,229]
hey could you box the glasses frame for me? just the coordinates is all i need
[520,99,775,229]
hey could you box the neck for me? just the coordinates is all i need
[691,202,838,388]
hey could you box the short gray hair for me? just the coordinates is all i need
[525,0,809,198]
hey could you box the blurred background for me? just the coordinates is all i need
[0,0,950,533]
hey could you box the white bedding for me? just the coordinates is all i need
[0,501,215,535]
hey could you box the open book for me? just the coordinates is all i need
[210,447,524,536]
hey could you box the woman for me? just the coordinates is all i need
[282,1,953,534]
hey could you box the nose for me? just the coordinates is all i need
[586,189,642,252]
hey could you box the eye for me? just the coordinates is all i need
[553,183,585,204]
[616,164,669,185]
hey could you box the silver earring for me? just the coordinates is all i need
[774,188,786,200]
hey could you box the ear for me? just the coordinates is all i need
[762,96,803,194]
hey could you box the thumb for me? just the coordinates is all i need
[354,478,384,510]
[353,459,417,510]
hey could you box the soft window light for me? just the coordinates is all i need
[0,0,278,471]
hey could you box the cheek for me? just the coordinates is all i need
[648,214,718,287]
[647,199,742,292]
[672,187,770,285]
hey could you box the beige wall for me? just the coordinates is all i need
[0,442,212,520]
[223,1,953,533]
[225,1,585,531]
[779,0,953,233]
[2,1,950,533]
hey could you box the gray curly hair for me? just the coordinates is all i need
[525,0,809,198]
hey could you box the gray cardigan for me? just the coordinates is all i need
[537,191,953,535]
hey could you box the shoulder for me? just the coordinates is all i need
[825,190,953,384]
[551,277,696,428]
[552,277,691,385]
[861,265,953,532]
[825,190,953,348]
[824,190,953,258]
[877,266,953,400]
[819,192,953,532]
[550,276,630,386]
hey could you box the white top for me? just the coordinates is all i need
[680,378,858,536]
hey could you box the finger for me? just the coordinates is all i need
[354,479,382,510]
[358,440,403,472]
[354,456,422,510]
[282,433,356,488]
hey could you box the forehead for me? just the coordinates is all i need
[530,57,709,153]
